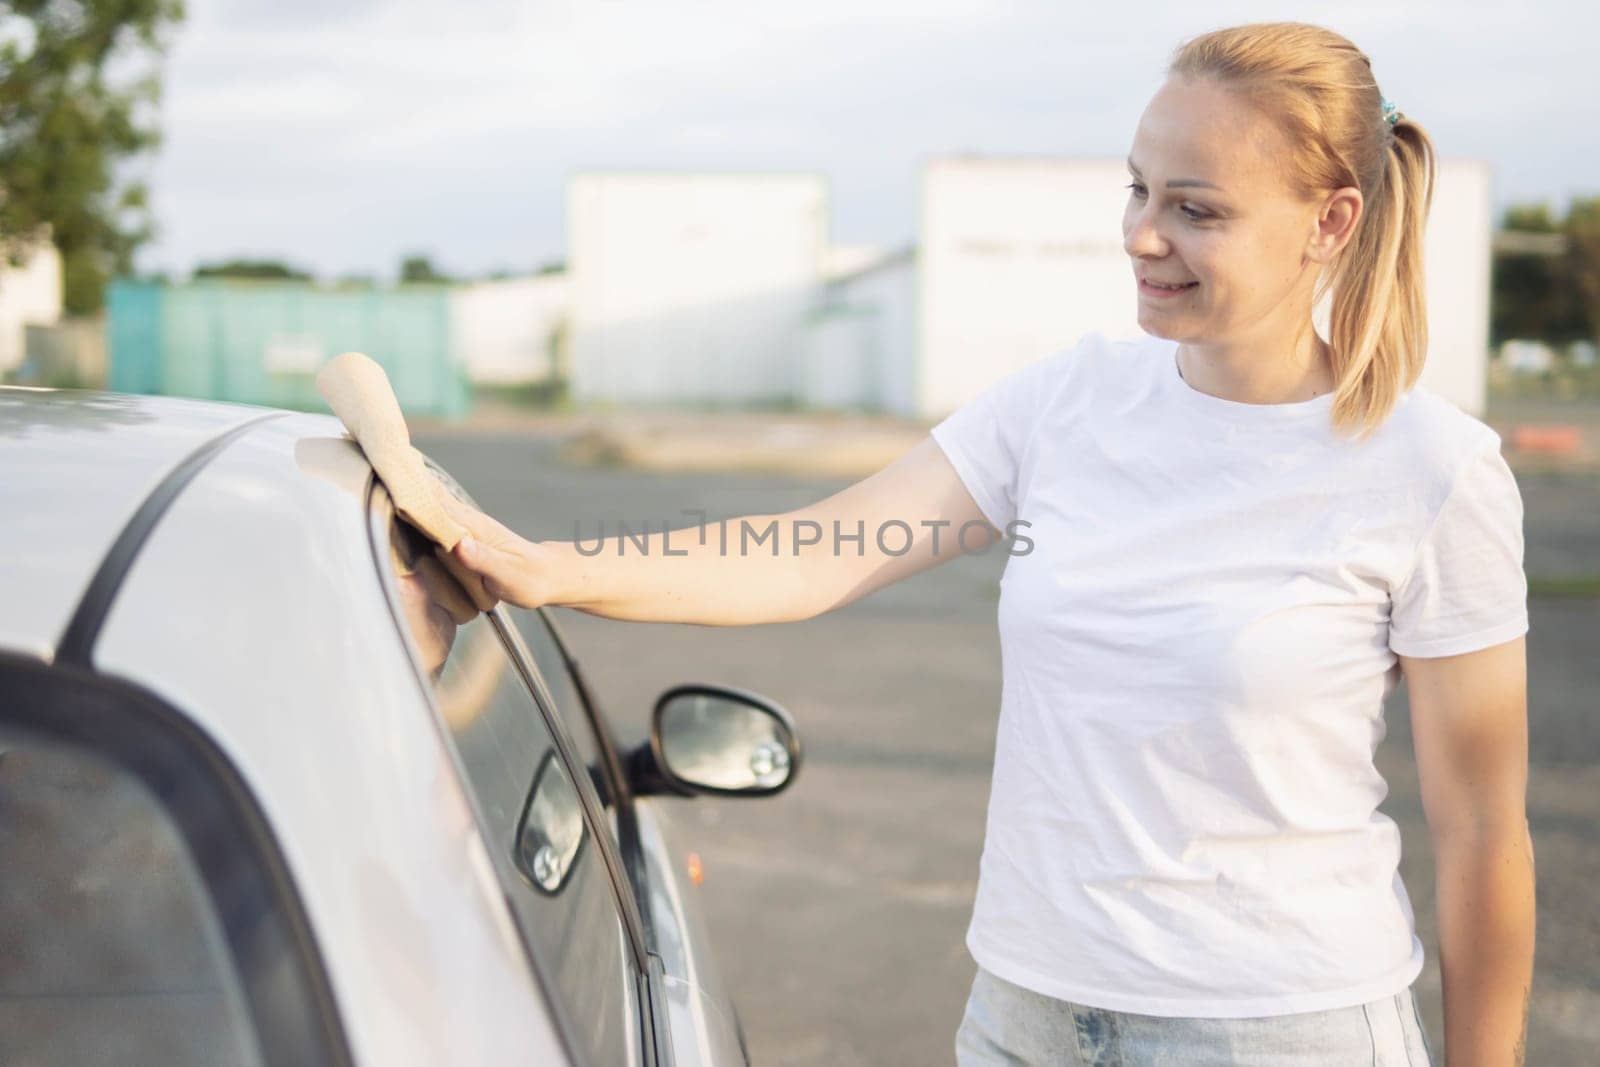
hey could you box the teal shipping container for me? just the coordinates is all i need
[107,279,470,418]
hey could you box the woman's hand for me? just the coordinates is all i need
[432,487,556,610]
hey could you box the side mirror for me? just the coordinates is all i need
[630,684,801,798]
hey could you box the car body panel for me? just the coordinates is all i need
[635,799,746,1065]
[0,387,271,661]
[91,413,566,1065]
[660,961,746,1067]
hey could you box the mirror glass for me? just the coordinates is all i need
[515,751,585,894]
[658,692,793,792]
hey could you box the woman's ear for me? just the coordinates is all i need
[1308,186,1363,264]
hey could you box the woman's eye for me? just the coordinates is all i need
[1127,181,1210,222]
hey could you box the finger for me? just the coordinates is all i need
[437,542,500,612]
[413,553,480,624]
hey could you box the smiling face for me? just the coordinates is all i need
[1122,75,1336,348]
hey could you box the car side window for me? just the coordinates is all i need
[385,517,642,1066]
[0,724,277,1067]
[515,610,617,814]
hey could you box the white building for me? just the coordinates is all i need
[450,272,568,385]
[1414,158,1494,416]
[0,237,63,375]
[917,158,1141,419]
[567,172,827,407]
[800,247,917,415]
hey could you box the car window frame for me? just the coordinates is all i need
[366,478,675,1067]
[516,608,628,817]
[0,650,354,1067]
[513,595,686,1067]
[519,609,669,937]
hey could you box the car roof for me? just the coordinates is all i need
[0,386,291,660]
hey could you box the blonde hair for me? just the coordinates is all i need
[1168,22,1438,441]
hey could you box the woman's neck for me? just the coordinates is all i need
[1175,329,1335,405]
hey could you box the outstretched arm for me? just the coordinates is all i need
[434,435,1005,626]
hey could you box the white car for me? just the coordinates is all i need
[0,386,802,1066]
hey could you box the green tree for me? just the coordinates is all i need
[399,253,451,284]
[1491,202,1588,346]
[193,258,312,282]
[0,0,185,314]
[1564,196,1600,350]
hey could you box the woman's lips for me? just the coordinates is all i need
[1139,278,1198,298]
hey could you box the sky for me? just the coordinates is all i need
[130,0,1600,282]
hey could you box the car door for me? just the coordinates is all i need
[379,501,662,1066]
[506,605,749,1067]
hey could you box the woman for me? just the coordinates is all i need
[438,21,1535,1065]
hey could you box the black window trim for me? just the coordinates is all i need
[0,650,353,1067]
[56,412,286,668]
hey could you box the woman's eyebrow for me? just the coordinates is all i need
[1127,157,1225,192]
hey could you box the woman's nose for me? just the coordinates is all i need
[1123,207,1167,259]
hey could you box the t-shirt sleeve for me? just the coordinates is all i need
[1388,439,1530,658]
[928,350,1062,533]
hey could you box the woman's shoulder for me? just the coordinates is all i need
[1379,383,1503,460]
[1362,383,1507,506]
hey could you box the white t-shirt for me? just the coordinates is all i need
[929,329,1529,1018]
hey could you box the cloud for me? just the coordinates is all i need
[136,0,1600,279]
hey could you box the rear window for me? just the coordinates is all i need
[0,728,263,1065]
[0,661,346,1067]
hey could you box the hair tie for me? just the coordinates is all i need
[1381,97,1400,127]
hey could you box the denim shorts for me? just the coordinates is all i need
[955,966,1435,1066]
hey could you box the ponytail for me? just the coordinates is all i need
[1321,114,1438,442]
